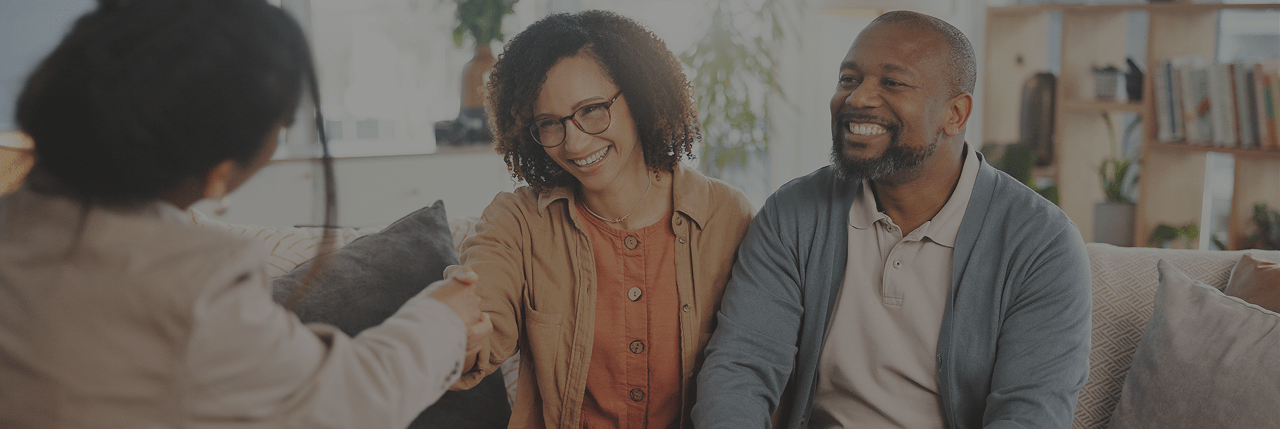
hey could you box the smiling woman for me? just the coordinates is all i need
[449,10,755,429]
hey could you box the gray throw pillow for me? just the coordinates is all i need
[272,200,458,335]
[271,200,510,429]
[1108,260,1280,429]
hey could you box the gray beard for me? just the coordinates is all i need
[830,131,938,183]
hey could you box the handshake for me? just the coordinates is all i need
[427,267,494,358]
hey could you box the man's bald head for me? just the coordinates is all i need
[867,10,976,97]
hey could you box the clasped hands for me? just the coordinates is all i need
[427,266,493,359]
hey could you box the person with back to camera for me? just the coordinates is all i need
[448,10,755,429]
[0,0,491,427]
[693,10,1092,429]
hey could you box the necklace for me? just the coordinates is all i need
[581,174,653,224]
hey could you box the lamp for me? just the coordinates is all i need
[813,0,955,17]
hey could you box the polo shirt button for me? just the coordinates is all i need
[682,304,691,313]
[628,287,642,301]
[625,235,639,249]
[893,259,902,269]
[630,388,645,402]
[678,237,686,244]
[675,217,683,226]
[630,340,645,354]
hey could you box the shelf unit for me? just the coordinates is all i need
[984,2,1280,250]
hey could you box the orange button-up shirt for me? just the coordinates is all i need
[579,206,682,429]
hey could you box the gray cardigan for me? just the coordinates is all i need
[692,155,1091,429]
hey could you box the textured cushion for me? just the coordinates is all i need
[1225,253,1280,313]
[1075,244,1248,429]
[268,201,511,429]
[270,201,457,335]
[1107,260,1280,429]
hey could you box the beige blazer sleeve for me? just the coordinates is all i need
[184,252,467,429]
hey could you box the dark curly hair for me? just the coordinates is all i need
[486,10,700,193]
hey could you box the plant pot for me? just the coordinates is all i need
[461,43,496,110]
[1094,201,1135,247]
[1093,70,1120,101]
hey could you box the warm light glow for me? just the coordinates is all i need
[0,132,33,150]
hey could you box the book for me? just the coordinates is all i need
[1268,72,1280,149]
[1154,60,1175,142]
[1233,64,1257,148]
[1208,62,1237,147]
[1170,61,1185,142]
[1253,64,1273,149]
[1178,58,1214,145]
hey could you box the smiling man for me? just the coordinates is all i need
[692,11,1092,429]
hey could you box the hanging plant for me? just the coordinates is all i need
[680,0,791,176]
[452,0,516,48]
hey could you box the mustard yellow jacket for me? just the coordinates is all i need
[454,163,753,429]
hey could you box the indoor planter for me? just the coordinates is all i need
[1093,112,1140,246]
[1093,64,1121,101]
[435,0,516,147]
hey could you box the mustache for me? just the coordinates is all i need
[833,111,899,132]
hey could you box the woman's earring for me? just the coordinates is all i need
[214,196,231,216]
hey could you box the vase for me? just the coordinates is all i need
[1094,201,1136,247]
[439,43,497,147]
[461,43,496,111]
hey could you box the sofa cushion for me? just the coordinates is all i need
[1225,253,1280,313]
[1075,244,1245,429]
[270,200,457,335]
[269,201,511,429]
[1107,260,1280,429]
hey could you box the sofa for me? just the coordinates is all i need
[189,210,1277,429]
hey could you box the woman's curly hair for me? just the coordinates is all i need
[486,10,700,193]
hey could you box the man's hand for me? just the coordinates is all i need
[428,267,492,355]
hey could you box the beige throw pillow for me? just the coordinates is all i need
[1225,253,1280,313]
[1108,260,1280,429]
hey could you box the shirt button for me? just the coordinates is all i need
[628,287,642,301]
[625,235,639,249]
[630,340,645,354]
[630,388,645,402]
[675,217,683,226]
[682,304,691,313]
[893,259,903,269]
[678,237,686,244]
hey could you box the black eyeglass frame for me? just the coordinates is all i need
[527,90,624,148]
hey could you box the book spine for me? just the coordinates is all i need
[1154,60,1174,142]
[1253,64,1272,149]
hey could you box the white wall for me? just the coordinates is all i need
[0,0,94,131]
[193,150,519,228]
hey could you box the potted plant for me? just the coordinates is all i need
[1247,203,1280,250]
[1148,222,1200,249]
[436,0,516,147]
[680,0,791,202]
[1093,64,1121,101]
[1093,112,1140,246]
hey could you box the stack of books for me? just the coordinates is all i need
[1152,57,1280,149]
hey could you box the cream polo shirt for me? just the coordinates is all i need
[809,143,979,429]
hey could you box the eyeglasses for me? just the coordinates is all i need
[528,90,623,148]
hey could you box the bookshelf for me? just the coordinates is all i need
[984,2,1280,250]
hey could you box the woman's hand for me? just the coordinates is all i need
[427,267,493,355]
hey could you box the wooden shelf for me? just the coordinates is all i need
[985,1,1280,251]
[1146,141,1280,159]
[1062,99,1145,113]
[990,3,1280,16]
